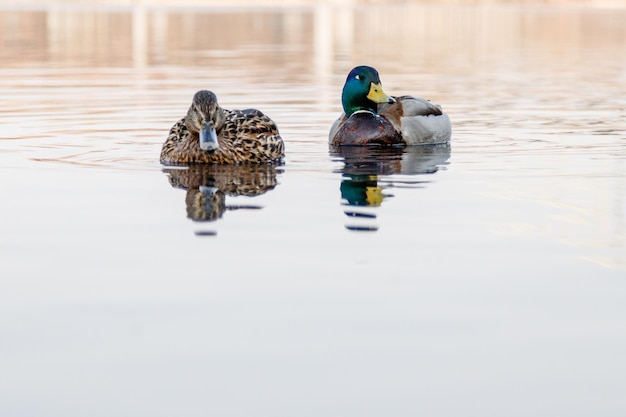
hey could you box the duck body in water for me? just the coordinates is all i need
[160,90,284,165]
[329,66,451,146]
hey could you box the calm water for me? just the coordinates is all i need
[1,3,626,416]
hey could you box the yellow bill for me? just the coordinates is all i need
[367,82,394,104]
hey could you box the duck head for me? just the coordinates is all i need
[341,66,395,117]
[185,90,227,151]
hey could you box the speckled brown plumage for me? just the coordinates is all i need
[160,90,285,165]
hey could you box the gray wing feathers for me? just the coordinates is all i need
[395,96,443,116]
[400,113,451,145]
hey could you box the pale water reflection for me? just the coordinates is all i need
[1,4,626,417]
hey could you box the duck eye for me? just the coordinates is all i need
[355,74,361,80]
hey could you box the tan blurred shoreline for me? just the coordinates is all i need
[3,0,624,74]
[2,0,625,8]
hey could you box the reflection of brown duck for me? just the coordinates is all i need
[164,164,279,222]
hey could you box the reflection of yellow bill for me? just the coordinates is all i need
[365,186,384,206]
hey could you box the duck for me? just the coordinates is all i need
[160,90,285,165]
[329,66,451,146]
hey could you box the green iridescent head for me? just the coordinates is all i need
[341,66,394,116]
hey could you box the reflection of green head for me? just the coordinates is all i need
[340,175,385,207]
[341,66,394,116]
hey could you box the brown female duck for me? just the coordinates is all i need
[160,90,284,164]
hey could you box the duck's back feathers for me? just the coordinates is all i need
[397,112,451,145]
[222,109,284,162]
[160,107,284,165]
[380,95,443,118]
[378,96,451,145]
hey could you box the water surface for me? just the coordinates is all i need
[1,4,625,417]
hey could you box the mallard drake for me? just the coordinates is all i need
[329,66,451,146]
[160,90,285,165]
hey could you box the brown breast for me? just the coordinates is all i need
[331,112,403,146]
